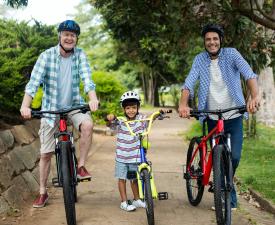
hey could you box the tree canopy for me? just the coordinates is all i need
[91,0,274,105]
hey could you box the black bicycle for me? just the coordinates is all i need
[32,105,92,225]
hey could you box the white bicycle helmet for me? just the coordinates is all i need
[120,91,141,107]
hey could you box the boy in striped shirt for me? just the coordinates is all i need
[106,91,147,212]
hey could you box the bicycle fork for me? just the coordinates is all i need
[137,163,168,200]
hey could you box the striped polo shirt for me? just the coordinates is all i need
[116,114,147,164]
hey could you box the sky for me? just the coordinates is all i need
[6,0,81,25]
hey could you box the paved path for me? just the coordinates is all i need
[2,110,275,225]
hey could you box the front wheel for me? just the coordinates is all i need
[142,169,155,225]
[213,144,232,225]
[60,141,76,225]
[185,137,204,206]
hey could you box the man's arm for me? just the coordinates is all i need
[178,89,191,118]
[20,93,33,119]
[246,78,260,113]
[87,90,99,112]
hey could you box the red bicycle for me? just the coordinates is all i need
[183,105,246,225]
[32,105,92,225]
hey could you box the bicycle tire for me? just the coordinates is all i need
[60,141,76,225]
[185,137,204,206]
[142,169,155,225]
[213,144,232,225]
[72,151,78,203]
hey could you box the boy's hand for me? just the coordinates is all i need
[106,114,115,121]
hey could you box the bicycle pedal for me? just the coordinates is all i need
[158,192,168,200]
[78,177,91,182]
[208,181,214,193]
[52,177,62,187]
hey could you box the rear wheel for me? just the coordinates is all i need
[142,169,154,225]
[60,141,76,225]
[185,137,204,206]
[213,144,232,225]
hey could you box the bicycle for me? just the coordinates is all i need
[183,105,247,225]
[31,104,92,225]
[113,109,171,225]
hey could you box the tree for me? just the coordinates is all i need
[232,0,275,30]
[91,0,273,106]
[0,19,56,122]
[4,0,27,8]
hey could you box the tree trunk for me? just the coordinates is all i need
[257,66,275,126]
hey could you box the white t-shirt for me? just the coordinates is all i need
[207,58,240,120]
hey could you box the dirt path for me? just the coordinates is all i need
[2,110,275,225]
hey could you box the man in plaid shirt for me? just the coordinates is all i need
[20,20,99,208]
[179,24,260,210]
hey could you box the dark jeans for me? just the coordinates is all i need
[207,116,243,208]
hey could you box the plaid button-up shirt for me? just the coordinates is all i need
[182,48,257,119]
[25,45,95,126]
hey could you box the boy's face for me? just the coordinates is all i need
[124,105,138,119]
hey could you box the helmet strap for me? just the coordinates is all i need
[59,43,74,54]
[205,47,221,59]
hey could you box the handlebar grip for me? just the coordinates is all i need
[31,111,42,119]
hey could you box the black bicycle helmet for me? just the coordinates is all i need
[58,20,80,36]
[201,24,224,40]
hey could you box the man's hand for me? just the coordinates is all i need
[247,96,260,114]
[20,106,31,119]
[178,105,191,118]
[88,99,99,112]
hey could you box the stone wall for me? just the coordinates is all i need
[0,120,41,214]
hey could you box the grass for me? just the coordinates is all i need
[237,124,275,204]
[183,120,275,205]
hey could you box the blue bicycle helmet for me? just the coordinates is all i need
[58,20,80,36]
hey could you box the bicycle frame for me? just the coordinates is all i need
[186,105,247,186]
[54,115,78,188]
[188,118,225,186]
[116,110,170,200]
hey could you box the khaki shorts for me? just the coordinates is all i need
[38,111,92,154]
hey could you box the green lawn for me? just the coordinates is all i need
[237,124,275,204]
[183,120,275,204]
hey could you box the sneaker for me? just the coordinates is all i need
[77,166,92,180]
[33,193,49,208]
[120,201,136,212]
[132,199,146,208]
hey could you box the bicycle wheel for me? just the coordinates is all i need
[71,151,78,203]
[213,144,232,225]
[185,137,204,206]
[60,141,76,225]
[142,169,155,225]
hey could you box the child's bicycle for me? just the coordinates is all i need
[183,105,246,225]
[114,109,172,225]
[31,105,92,225]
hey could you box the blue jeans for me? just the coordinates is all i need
[207,116,243,208]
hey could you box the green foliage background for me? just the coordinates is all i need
[0,19,56,117]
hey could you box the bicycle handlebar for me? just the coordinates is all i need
[190,105,247,118]
[31,104,91,118]
[115,109,172,137]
